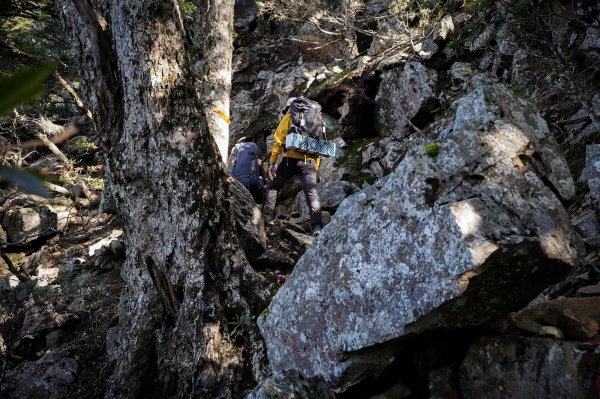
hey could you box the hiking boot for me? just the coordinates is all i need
[264,216,275,226]
[312,225,322,236]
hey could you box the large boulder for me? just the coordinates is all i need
[258,84,579,389]
[459,337,600,399]
[375,62,438,138]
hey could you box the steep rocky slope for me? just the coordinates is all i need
[1,0,599,398]
[237,0,600,397]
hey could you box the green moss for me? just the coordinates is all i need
[324,70,351,89]
[509,84,525,96]
[339,138,378,186]
[425,142,439,157]
[260,307,269,319]
[181,0,197,15]
[7,253,23,267]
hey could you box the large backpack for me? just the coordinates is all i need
[289,98,324,140]
[230,142,261,187]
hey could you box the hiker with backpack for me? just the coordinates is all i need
[263,97,324,235]
[227,135,265,204]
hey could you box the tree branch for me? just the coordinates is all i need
[0,246,31,283]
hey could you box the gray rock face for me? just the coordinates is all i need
[259,84,578,389]
[247,369,336,399]
[459,337,600,399]
[230,178,267,260]
[298,18,357,62]
[0,351,77,399]
[375,62,438,138]
[234,0,257,32]
[571,209,599,239]
[295,181,360,216]
[582,144,600,200]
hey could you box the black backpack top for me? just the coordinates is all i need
[289,98,324,140]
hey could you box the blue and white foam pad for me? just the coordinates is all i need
[285,133,336,157]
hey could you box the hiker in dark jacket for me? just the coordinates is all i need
[227,135,265,204]
[263,98,323,235]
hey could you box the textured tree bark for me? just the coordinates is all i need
[57,1,267,397]
[190,0,234,164]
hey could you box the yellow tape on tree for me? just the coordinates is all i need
[213,108,231,125]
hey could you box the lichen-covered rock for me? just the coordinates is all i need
[259,84,578,389]
[375,62,438,138]
[449,62,474,91]
[295,181,360,216]
[247,369,336,399]
[459,337,600,399]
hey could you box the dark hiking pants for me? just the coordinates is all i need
[264,157,322,228]
[237,178,264,204]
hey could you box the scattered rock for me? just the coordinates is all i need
[247,369,336,399]
[432,15,455,42]
[255,249,295,271]
[538,325,565,339]
[511,296,600,341]
[571,208,599,238]
[578,283,600,297]
[581,145,600,201]
[2,206,58,246]
[449,62,474,91]
[428,366,459,399]
[459,337,600,399]
[295,181,360,216]
[282,229,314,248]
[0,351,77,399]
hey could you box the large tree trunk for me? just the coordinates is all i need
[191,0,234,164]
[57,1,267,397]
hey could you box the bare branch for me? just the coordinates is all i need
[0,247,31,283]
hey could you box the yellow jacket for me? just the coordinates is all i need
[269,111,321,170]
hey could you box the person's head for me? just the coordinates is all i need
[237,135,255,144]
[281,97,297,115]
